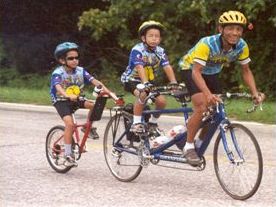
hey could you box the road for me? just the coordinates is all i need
[0,102,275,207]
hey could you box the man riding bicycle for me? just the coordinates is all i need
[178,11,265,165]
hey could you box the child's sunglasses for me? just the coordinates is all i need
[66,56,79,61]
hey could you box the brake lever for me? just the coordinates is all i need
[246,102,263,113]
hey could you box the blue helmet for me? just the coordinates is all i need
[54,42,79,60]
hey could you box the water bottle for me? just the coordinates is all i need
[93,85,103,98]
[167,125,186,138]
[153,135,172,148]
[167,125,187,150]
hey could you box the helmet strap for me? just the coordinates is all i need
[142,36,156,51]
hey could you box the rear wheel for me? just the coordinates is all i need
[213,123,263,200]
[103,113,142,182]
[46,125,73,173]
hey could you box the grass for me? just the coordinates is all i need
[0,86,275,124]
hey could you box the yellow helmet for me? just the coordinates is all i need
[219,11,247,26]
[138,20,164,37]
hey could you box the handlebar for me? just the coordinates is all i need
[210,92,263,115]
[57,88,124,107]
[136,83,190,104]
[99,90,125,106]
[220,92,263,113]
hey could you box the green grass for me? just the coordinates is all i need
[0,87,275,124]
[0,87,51,105]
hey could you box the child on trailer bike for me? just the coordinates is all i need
[50,42,111,167]
[121,20,178,136]
[178,11,265,166]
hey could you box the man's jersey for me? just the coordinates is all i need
[178,34,251,75]
[121,42,170,83]
[50,66,94,104]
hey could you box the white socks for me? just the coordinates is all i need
[195,138,203,149]
[65,144,72,156]
[133,116,159,124]
[184,138,203,152]
[184,142,195,151]
[150,116,159,123]
[133,115,142,124]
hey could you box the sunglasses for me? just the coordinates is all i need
[66,56,79,61]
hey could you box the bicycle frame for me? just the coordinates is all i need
[51,114,93,155]
[112,101,241,165]
[52,96,111,156]
[105,91,263,200]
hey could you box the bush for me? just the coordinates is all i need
[0,68,50,89]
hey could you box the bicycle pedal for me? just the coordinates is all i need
[63,160,78,167]
[111,148,120,157]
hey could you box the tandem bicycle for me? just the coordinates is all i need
[103,84,263,200]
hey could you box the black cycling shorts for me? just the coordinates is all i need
[180,70,222,96]
[54,100,86,118]
[123,81,140,95]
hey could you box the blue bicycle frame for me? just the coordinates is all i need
[113,102,242,164]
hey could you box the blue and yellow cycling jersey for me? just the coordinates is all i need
[121,42,170,83]
[178,34,251,75]
[50,66,94,104]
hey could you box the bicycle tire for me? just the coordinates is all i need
[103,113,143,182]
[213,123,263,200]
[46,125,73,173]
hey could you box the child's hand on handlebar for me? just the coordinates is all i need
[168,81,179,90]
[144,82,154,92]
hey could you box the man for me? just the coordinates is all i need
[178,11,265,165]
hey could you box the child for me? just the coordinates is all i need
[50,42,110,166]
[121,20,178,135]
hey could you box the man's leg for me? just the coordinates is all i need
[184,92,207,165]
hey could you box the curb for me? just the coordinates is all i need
[0,102,273,126]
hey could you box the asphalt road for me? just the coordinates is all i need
[0,102,275,207]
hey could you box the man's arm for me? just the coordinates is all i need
[192,62,221,104]
[241,64,265,103]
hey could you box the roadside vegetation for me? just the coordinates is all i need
[0,71,274,124]
[1,1,275,125]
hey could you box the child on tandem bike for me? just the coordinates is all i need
[120,20,178,137]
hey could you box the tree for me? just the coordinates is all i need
[78,0,276,98]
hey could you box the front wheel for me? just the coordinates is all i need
[213,123,263,200]
[46,125,73,173]
[103,113,142,182]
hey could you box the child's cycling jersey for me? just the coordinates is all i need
[50,66,94,104]
[121,42,170,83]
[178,34,251,75]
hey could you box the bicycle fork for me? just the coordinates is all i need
[220,122,244,164]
